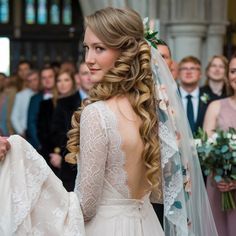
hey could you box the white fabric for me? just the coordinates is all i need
[0,101,164,235]
[75,101,164,234]
[86,180,164,236]
[75,102,130,222]
[11,88,35,135]
[179,86,200,122]
[0,135,85,236]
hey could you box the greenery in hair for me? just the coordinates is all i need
[143,17,165,49]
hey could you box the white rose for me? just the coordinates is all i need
[195,139,202,147]
[232,134,236,140]
[207,138,214,144]
[211,133,218,142]
[230,140,236,150]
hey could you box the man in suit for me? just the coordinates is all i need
[26,65,56,149]
[178,56,208,134]
[50,62,93,191]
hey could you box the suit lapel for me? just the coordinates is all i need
[195,90,207,131]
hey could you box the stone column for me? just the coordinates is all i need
[205,0,228,61]
[168,23,207,62]
[165,0,208,62]
[79,0,127,16]
[205,24,227,61]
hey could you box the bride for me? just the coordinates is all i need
[0,7,217,236]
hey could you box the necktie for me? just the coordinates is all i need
[186,94,195,132]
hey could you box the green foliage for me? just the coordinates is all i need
[143,17,165,49]
[195,127,236,211]
[195,127,236,180]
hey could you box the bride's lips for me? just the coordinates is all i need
[89,68,100,74]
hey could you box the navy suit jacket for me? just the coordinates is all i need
[27,92,43,149]
[178,87,208,134]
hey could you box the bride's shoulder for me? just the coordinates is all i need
[82,101,105,114]
[80,101,107,123]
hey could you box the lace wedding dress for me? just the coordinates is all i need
[0,101,164,236]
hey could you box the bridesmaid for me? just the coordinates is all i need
[203,53,236,236]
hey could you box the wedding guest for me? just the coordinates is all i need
[16,60,32,91]
[27,66,56,149]
[203,53,236,236]
[50,62,93,191]
[11,70,40,137]
[37,69,76,176]
[178,56,208,134]
[201,55,228,103]
[2,74,19,135]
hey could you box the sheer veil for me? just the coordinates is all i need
[150,46,218,236]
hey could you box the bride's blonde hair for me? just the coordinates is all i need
[66,7,162,196]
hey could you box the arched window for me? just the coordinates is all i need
[24,0,75,26]
[8,0,83,72]
[0,0,10,24]
[38,0,47,24]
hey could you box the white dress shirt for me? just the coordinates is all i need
[79,89,88,100]
[179,86,200,122]
[11,88,35,135]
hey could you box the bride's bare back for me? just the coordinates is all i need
[106,96,150,199]
[76,97,153,220]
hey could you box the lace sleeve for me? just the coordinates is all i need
[75,104,108,222]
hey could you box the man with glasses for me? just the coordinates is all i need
[178,56,208,134]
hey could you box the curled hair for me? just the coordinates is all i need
[66,7,162,198]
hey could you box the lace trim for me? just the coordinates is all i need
[158,122,183,213]
[9,136,50,233]
[164,170,183,214]
[159,122,178,168]
[94,101,130,198]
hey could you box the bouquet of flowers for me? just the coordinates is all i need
[195,127,236,211]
